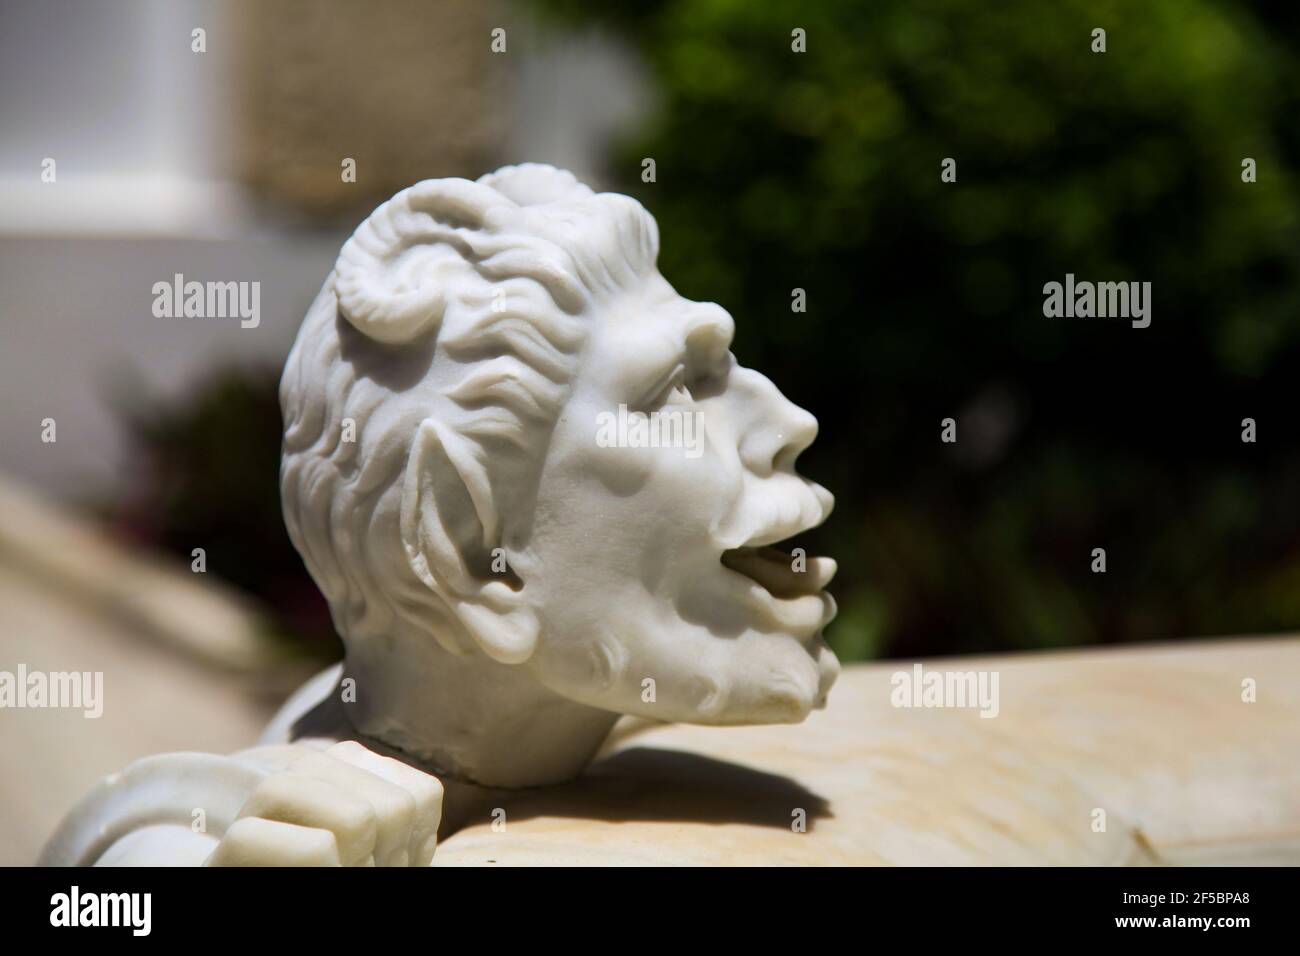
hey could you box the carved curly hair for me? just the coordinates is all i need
[279,165,659,662]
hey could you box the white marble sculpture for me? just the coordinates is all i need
[41,164,838,865]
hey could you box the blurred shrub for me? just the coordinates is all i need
[107,2,1300,664]
[535,0,1300,658]
[109,367,340,662]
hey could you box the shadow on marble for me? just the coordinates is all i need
[442,746,831,837]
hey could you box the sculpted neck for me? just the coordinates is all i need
[323,626,618,789]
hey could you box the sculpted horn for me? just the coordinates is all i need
[333,178,510,345]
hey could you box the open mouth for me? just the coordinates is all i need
[721,542,836,599]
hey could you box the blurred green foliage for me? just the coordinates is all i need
[533,0,1300,659]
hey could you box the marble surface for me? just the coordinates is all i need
[433,639,1300,865]
[8,476,1297,865]
[0,476,295,866]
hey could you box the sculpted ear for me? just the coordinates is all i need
[399,418,539,665]
[334,178,511,345]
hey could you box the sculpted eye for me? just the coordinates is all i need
[643,364,691,409]
[685,350,732,400]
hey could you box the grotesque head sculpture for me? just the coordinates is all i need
[280,164,838,787]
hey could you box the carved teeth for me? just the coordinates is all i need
[721,546,836,597]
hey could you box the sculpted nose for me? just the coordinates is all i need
[737,369,819,476]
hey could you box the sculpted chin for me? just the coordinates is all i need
[40,164,838,866]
